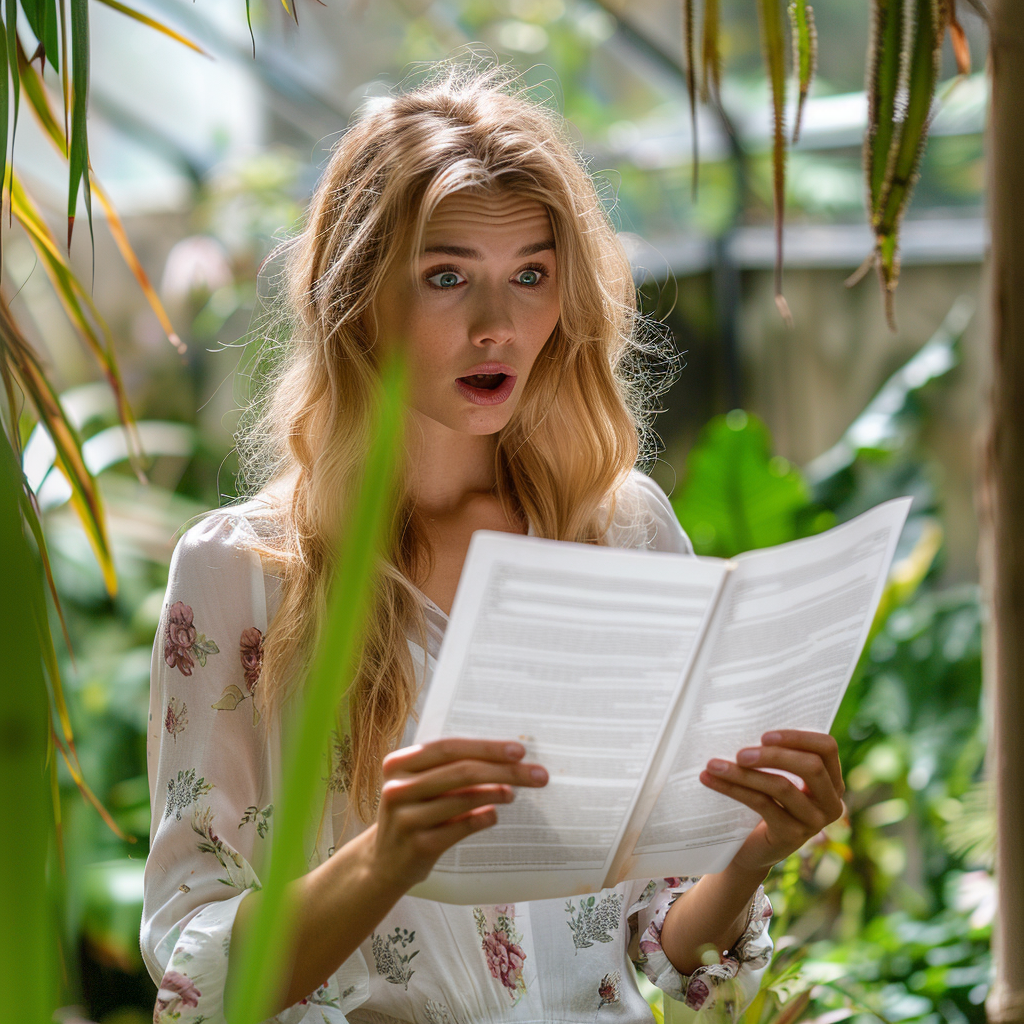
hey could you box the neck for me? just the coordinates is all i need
[403,408,500,517]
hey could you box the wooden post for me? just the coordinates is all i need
[981,3,1024,1022]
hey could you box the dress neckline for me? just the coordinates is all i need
[412,519,536,622]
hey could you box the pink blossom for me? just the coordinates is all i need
[685,976,710,1010]
[164,602,197,676]
[239,626,263,692]
[156,969,201,1008]
[482,929,526,990]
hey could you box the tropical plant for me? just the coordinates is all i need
[677,0,981,329]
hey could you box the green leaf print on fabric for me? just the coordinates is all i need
[371,926,419,989]
[164,601,220,676]
[164,768,213,821]
[565,892,623,952]
[190,805,262,891]
[238,803,273,839]
[474,905,527,1005]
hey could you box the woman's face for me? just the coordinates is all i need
[375,188,560,437]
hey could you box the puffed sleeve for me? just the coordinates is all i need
[628,878,773,1021]
[610,469,694,556]
[140,513,344,1024]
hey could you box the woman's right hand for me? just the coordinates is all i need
[366,738,548,891]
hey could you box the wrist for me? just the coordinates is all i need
[351,824,413,904]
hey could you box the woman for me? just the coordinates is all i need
[141,60,845,1024]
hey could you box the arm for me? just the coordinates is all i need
[660,729,846,975]
[226,738,548,1017]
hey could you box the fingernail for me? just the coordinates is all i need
[762,732,782,744]
[737,748,760,766]
[708,759,729,774]
[506,743,525,759]
[531,767,548,783]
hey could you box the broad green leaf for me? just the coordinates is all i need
[226,350,408,1024]
[0,428,58,1019]
[671,409,830,558]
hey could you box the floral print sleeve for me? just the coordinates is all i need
[628,877,774,1022]
[141,513,340,1024]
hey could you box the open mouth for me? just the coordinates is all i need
[457,373,508,390]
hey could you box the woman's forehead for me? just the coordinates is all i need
[420,190,553,251]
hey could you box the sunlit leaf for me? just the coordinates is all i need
[17,39,186,356]
[92,0,209,55]
[67,0,95,271]
[0,296,117,595]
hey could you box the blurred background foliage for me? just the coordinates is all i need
[2,0,991,1021]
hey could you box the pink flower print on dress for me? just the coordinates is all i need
[163,601,219,677]
[474,905,527,1004]
[482,930,527,992]
[598,971,620,1007]
[154,969,201,1022]
[239,626,263,692]
[164,602,197,675]
[685,976,711,1011]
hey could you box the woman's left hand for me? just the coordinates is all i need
[699,729,846,876]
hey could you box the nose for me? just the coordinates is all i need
[466,281,515,348]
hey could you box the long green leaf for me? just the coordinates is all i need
[0,428,58,1022]
[0,296,118,595]
[755,0,792,324]
[700,0,721,104]
[0,20,8,273]
[226,350,408,1024]
[683,0,698,197]
[67,0,95,284]
[788,0,817,143]
[11,172,146,474]
[92,0,210,55]
[873,0,942,330]
[5,0,20,227]
[16,38,186,357]
[865,0,905,219]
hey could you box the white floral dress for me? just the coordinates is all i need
[140,468,773,1024]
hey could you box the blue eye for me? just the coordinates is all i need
[427,270,464,289]
[517,269,541,286]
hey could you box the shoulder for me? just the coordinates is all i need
[604,468,694,555]
[167,502,268,596]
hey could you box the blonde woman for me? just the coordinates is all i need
[141,61,845,1024]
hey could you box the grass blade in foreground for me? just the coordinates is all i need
[226,349,408,1024]
[0,431,58,1022]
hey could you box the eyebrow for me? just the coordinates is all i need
[420,240,556,259]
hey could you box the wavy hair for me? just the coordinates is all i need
[231,58,679,825]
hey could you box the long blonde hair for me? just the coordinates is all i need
[232,58,678,823]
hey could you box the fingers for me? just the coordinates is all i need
[393,784,514,832]
[384,737,528,776]
[758,730,845,796]
[702,760,828,831]
[735,746,845,819]
[381,757,547,806]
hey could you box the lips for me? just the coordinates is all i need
[454,369,518,406]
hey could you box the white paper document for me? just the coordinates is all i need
[410,497,912,904]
